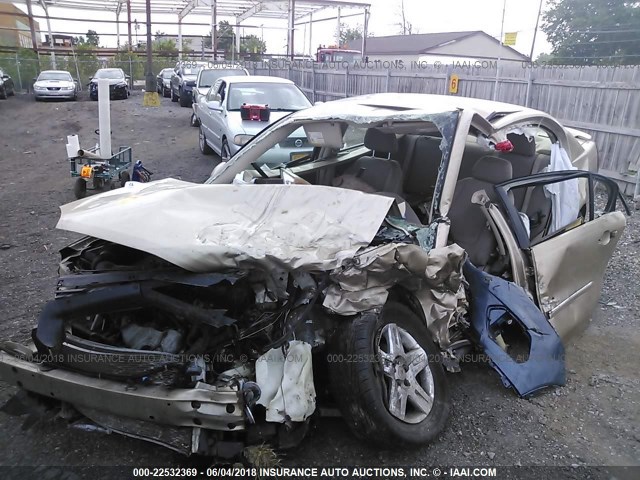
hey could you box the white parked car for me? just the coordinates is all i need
[197,75,313,164]
[33,70,77,101]
[190,64,249,127]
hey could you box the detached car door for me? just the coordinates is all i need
[495,170,628,340]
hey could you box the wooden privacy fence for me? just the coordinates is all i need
[249,62,640,193]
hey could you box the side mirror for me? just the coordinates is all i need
[207,101,222,111]
[233,134,252,146]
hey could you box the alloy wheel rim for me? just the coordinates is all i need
[377,323,435,424]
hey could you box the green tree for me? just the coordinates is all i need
[86,30,100,47]
[240,34,266,60]
[542,0,640,65]
[340,25,363,47]
[74,43,101,84]
[204,21,235,57]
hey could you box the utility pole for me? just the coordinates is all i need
[127,0,132,52]
[493,0,507,101]
[142,0,159,106]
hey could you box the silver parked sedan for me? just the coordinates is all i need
[197,76,312,165]
[33,70,77,101]
[190,64,249,127]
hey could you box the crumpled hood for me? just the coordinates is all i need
[56,179,394,272]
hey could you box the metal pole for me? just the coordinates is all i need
[178,18,183,59]
[525,0,543,107]
[529,0,543,61]
[15,53,22,91]
[235,23,241,60]
[127,0,132,51]
[41,1,56,69]
[145,0,153,93]
[493,0,507,101]
[25,0,38,51]
[213,1,218,60]
[362,6,369,61]
[288,0,295,59]
[308,13,313,57]
[116,11,120,48]
[336,7,341,46]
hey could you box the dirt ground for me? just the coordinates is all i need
[0,91,638,476]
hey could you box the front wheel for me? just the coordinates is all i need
[171,88,178,102]
[221,138,231,162]
[328,301,451,448]
[119,171,130,187]
[179,89,189,107]
[73,178,87,199]
[199,126,212,155]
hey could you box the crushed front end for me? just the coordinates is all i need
[0,237,325,457]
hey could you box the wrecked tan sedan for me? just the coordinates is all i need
[0,93,629,458]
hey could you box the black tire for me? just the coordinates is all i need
[73,178,87,199]
[0,88,6,100]
[221,138,231,162]
[190,113,200,127]
[163,88,170,98]
[8,86,15,96]
[179,89,189,107]
[327,301,451,448]
[199,126,212,155]
[120,171,130,187]
[171,88,178,103]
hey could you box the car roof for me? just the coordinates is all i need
[97,68,124,72]
[222,75,294,85]
[40,70,72,74]
[290,92,542,122]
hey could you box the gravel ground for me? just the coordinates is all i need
[0,91,638,477]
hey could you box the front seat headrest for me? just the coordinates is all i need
[507,133,536,156]
[471,155,513,185]
[364,128,398,155]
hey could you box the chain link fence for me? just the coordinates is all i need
[0,51,184,92]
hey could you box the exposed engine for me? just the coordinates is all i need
[45,238,326,392]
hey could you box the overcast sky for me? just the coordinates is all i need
[17,0,551,57]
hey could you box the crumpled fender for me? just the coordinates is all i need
[463,261,566,397]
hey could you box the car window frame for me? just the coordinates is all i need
[494,170,629,249]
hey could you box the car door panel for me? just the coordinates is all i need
[530,211,625,339]
[494,171,628,341]
[208,82,226,149]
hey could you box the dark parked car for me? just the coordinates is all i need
[156,68,173,97]
[89,68,129,100]
[0,69,15,99]
[170,61,207,107]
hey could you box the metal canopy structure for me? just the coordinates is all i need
[6,0,370,60]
